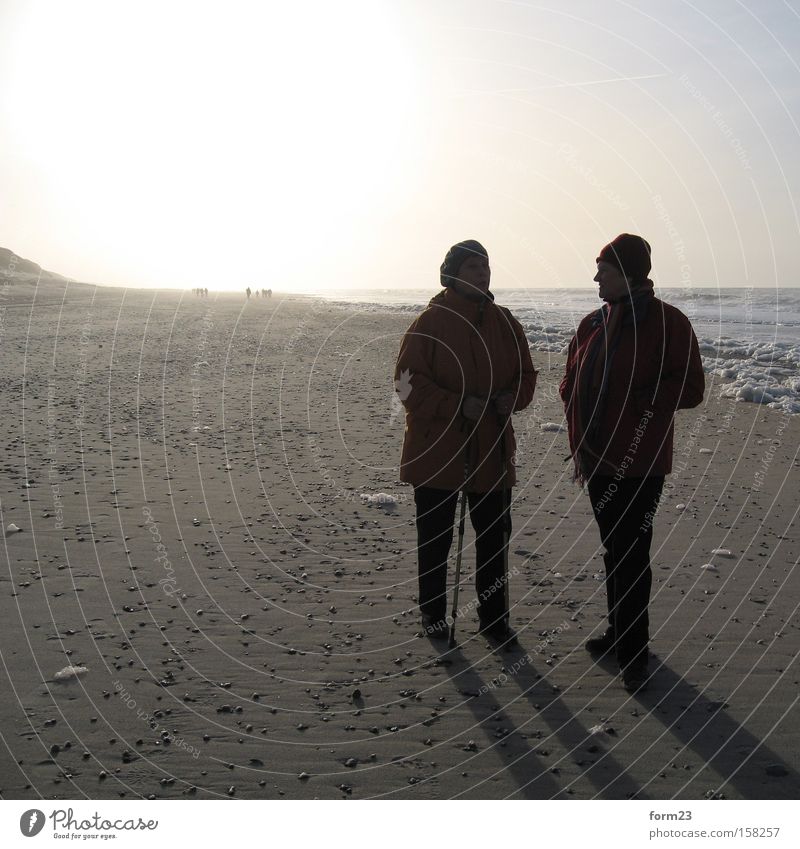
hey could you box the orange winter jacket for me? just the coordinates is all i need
[395,287,537,492]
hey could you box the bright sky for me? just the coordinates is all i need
[1,0,799,291]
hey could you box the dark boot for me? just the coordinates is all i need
[420,614,449,641]
[585,629,616,656]
[479,617,518,646]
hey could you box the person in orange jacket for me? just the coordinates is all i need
[560,233,705,692]
[395,240,537,643]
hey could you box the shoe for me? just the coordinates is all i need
[585,630,616,656]
[622,663,649,693]
[479,619,519,646]
[420,614,449,641]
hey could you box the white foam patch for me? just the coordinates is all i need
[360,493,398,506]
[54,665,89,681]
[704,338,800,413]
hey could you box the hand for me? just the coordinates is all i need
[461,395,487,422]
[493,392,514,417]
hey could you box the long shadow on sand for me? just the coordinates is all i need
[631,660,800,800]
[431,643,562,798]
[508,650,800,799]
[436,639,645,799]
[501,643,648,799]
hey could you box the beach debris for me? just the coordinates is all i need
[53,665,88,682]
[703,789,727,800]
[540,422,566,433]
[5,523,22,535]
[699,448,713,454]
[675,503,686,511]
[700,563,718,571]
[360,492,398,507]
[298,771,310,781]
[711,548,734,557]
[344,758,358,768]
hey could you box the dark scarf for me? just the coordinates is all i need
[574,279,654,484]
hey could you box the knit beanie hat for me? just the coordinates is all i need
[596,234,651,283]
[440,240,488,287]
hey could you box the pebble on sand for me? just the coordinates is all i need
[711,548,734,557]
[5,523,22,534]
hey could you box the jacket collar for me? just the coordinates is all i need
[430,286,495,320]
[591,279,654,328]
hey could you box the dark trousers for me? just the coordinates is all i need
[587,476,664,668]
[414,486,509,628]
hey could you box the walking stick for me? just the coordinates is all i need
[448,429,474,648]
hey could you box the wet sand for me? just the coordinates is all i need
[1,280,798,800]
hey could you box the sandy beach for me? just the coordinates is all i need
[1,279,798,801]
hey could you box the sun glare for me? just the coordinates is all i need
[5,1,420,290]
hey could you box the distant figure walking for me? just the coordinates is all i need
[395,240,537,645]
[246,286,251,299]
[560,233,705,693]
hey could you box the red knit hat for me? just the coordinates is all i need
[596,233,651,282]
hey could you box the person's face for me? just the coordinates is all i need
[452,254,490,298]
[594,260,630,303]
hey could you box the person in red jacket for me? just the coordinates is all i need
[395,240,537,643]
[560,234,704,692]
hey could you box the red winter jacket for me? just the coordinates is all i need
[396,287,537,492]
[560,295,705,479]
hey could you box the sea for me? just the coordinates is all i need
[312,286,800,415]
